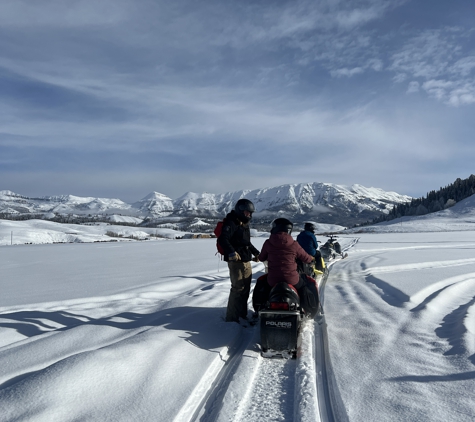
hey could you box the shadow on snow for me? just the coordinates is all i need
[0,306,235,352]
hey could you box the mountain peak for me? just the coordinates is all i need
[140,191,173,201]
[0,182,412,225]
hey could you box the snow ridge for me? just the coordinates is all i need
[0,182,411,223]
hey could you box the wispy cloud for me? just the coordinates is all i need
[390,28,475,105]
[406,81,420,93]
[0,0,473,200]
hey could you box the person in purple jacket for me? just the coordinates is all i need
[258,218,314,287]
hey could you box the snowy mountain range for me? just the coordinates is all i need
[0,182,412,225]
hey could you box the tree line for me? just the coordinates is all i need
[364,174,475,226]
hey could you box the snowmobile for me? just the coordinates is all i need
[298,256,327,278]
[319,234,347,261]
[253,274,320,359]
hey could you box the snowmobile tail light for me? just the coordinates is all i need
[269,302,290,310]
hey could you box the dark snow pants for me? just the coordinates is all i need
[295,274,320,318]
[225,261,252,322]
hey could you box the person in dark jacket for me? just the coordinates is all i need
[297,222,324,272]
[297,222,318,256]
[218,199,260,322]
[259,218,313,287]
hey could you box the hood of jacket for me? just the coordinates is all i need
[268,232,293,247]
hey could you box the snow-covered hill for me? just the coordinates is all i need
[4,193,475,247]
[132,192,174,216]
[0,190,134,216]
[0,182,411,225]
[346,193,475,233]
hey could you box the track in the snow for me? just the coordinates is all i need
[184,239,357,422]
[189,324,305,422]
[313,237,357,422]
[315,264,350,422]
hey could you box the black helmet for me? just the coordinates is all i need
[234,198,255,223]
[271,218,293,235]
[304,222,316,233]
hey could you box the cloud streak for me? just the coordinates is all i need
[390,28,475,105]
[0,0,474,201]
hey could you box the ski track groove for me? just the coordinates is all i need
[314,257,351,422]
[242,358,296,421]
[173,325,260,422]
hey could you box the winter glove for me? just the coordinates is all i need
[228,252,241,261]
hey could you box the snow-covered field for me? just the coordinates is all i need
[0,218,344,248]
[0,219,188,246]
[1,196,475,421]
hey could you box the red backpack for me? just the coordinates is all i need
[214,220,225,256]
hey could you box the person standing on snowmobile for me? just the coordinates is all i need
[297,222,324,272]
[218,199,261,323]
[258,218,313,287]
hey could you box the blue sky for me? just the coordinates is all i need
[1,0,474,202]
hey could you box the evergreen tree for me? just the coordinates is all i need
[361,174,475,227]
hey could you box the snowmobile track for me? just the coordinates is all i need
[182,323,260,422]
[313,250,353,422]
[183,242,356,422]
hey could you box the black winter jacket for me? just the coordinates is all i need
[218,210,260,262]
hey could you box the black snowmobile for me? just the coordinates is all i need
[319,234,346,261]
[253,273,320,359]
[252,217,322,358]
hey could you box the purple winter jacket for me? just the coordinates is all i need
[258,232,314,286]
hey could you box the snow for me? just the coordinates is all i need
[347,192,475,234]
[0,219,188,246]
[1,196,475,421]
[324,232,475,421]
[189,218,211,227]
[108,215,144,225]
[1,182,411,219]
[304,220,347,234]
[132,191,174,216]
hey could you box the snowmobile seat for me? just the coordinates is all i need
[266,282,300,311]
